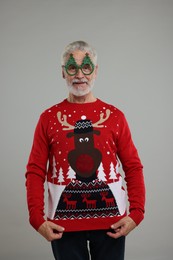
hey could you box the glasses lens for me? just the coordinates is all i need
[81,63,94,75]
[66,64,78,75]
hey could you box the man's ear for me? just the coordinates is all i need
[62,67,65,79]
[94,65,98,78]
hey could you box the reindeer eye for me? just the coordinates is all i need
[85,137,89,142]
[79,138,84,142]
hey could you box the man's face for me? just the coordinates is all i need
[62,50,98,97]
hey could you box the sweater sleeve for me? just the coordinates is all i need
[116,112,145,225]
[25,113,49,231]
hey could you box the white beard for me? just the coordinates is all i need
[67,79,95,97]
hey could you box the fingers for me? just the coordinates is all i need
[107,216,136,239]
[51,222,65,233]
[107,222,125,239]
[107,230,122,239]
[48,222,64,241]
[38,221,65,241]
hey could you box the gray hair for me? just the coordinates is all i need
[61,40,98,66]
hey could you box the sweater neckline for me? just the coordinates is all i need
[63,98,101,107]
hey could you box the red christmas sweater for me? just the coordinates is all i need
[26,98,145,232]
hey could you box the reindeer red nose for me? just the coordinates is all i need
[76,154,94,174]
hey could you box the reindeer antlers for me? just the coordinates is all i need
[62,193,72,198]
[57,111,74,130]
[81,193,91,198]
[92,109,111,128]
[100,191,108,197]
[57,109,111,130]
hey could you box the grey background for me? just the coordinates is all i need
[0,0,173,259]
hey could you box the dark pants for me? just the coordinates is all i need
[51,230,125,260]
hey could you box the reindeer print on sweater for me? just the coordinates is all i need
[54,110,120,220]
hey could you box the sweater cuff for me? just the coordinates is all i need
[128,209,144,226]
[29,215,46,231]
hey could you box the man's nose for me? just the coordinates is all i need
[75,68,84,78]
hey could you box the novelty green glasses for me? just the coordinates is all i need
[64,53,95,76]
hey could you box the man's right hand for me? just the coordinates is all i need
[38,221,65,241]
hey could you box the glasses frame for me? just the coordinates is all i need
[63,53,95,76]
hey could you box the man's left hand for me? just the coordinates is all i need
[107,216,136,239]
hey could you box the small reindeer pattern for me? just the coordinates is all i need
[100,191,115,207]
[81,194,97,209]
[63,194,77,209]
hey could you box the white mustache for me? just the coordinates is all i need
[72,79,88,84]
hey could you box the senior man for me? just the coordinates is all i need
[26,40,145,260]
